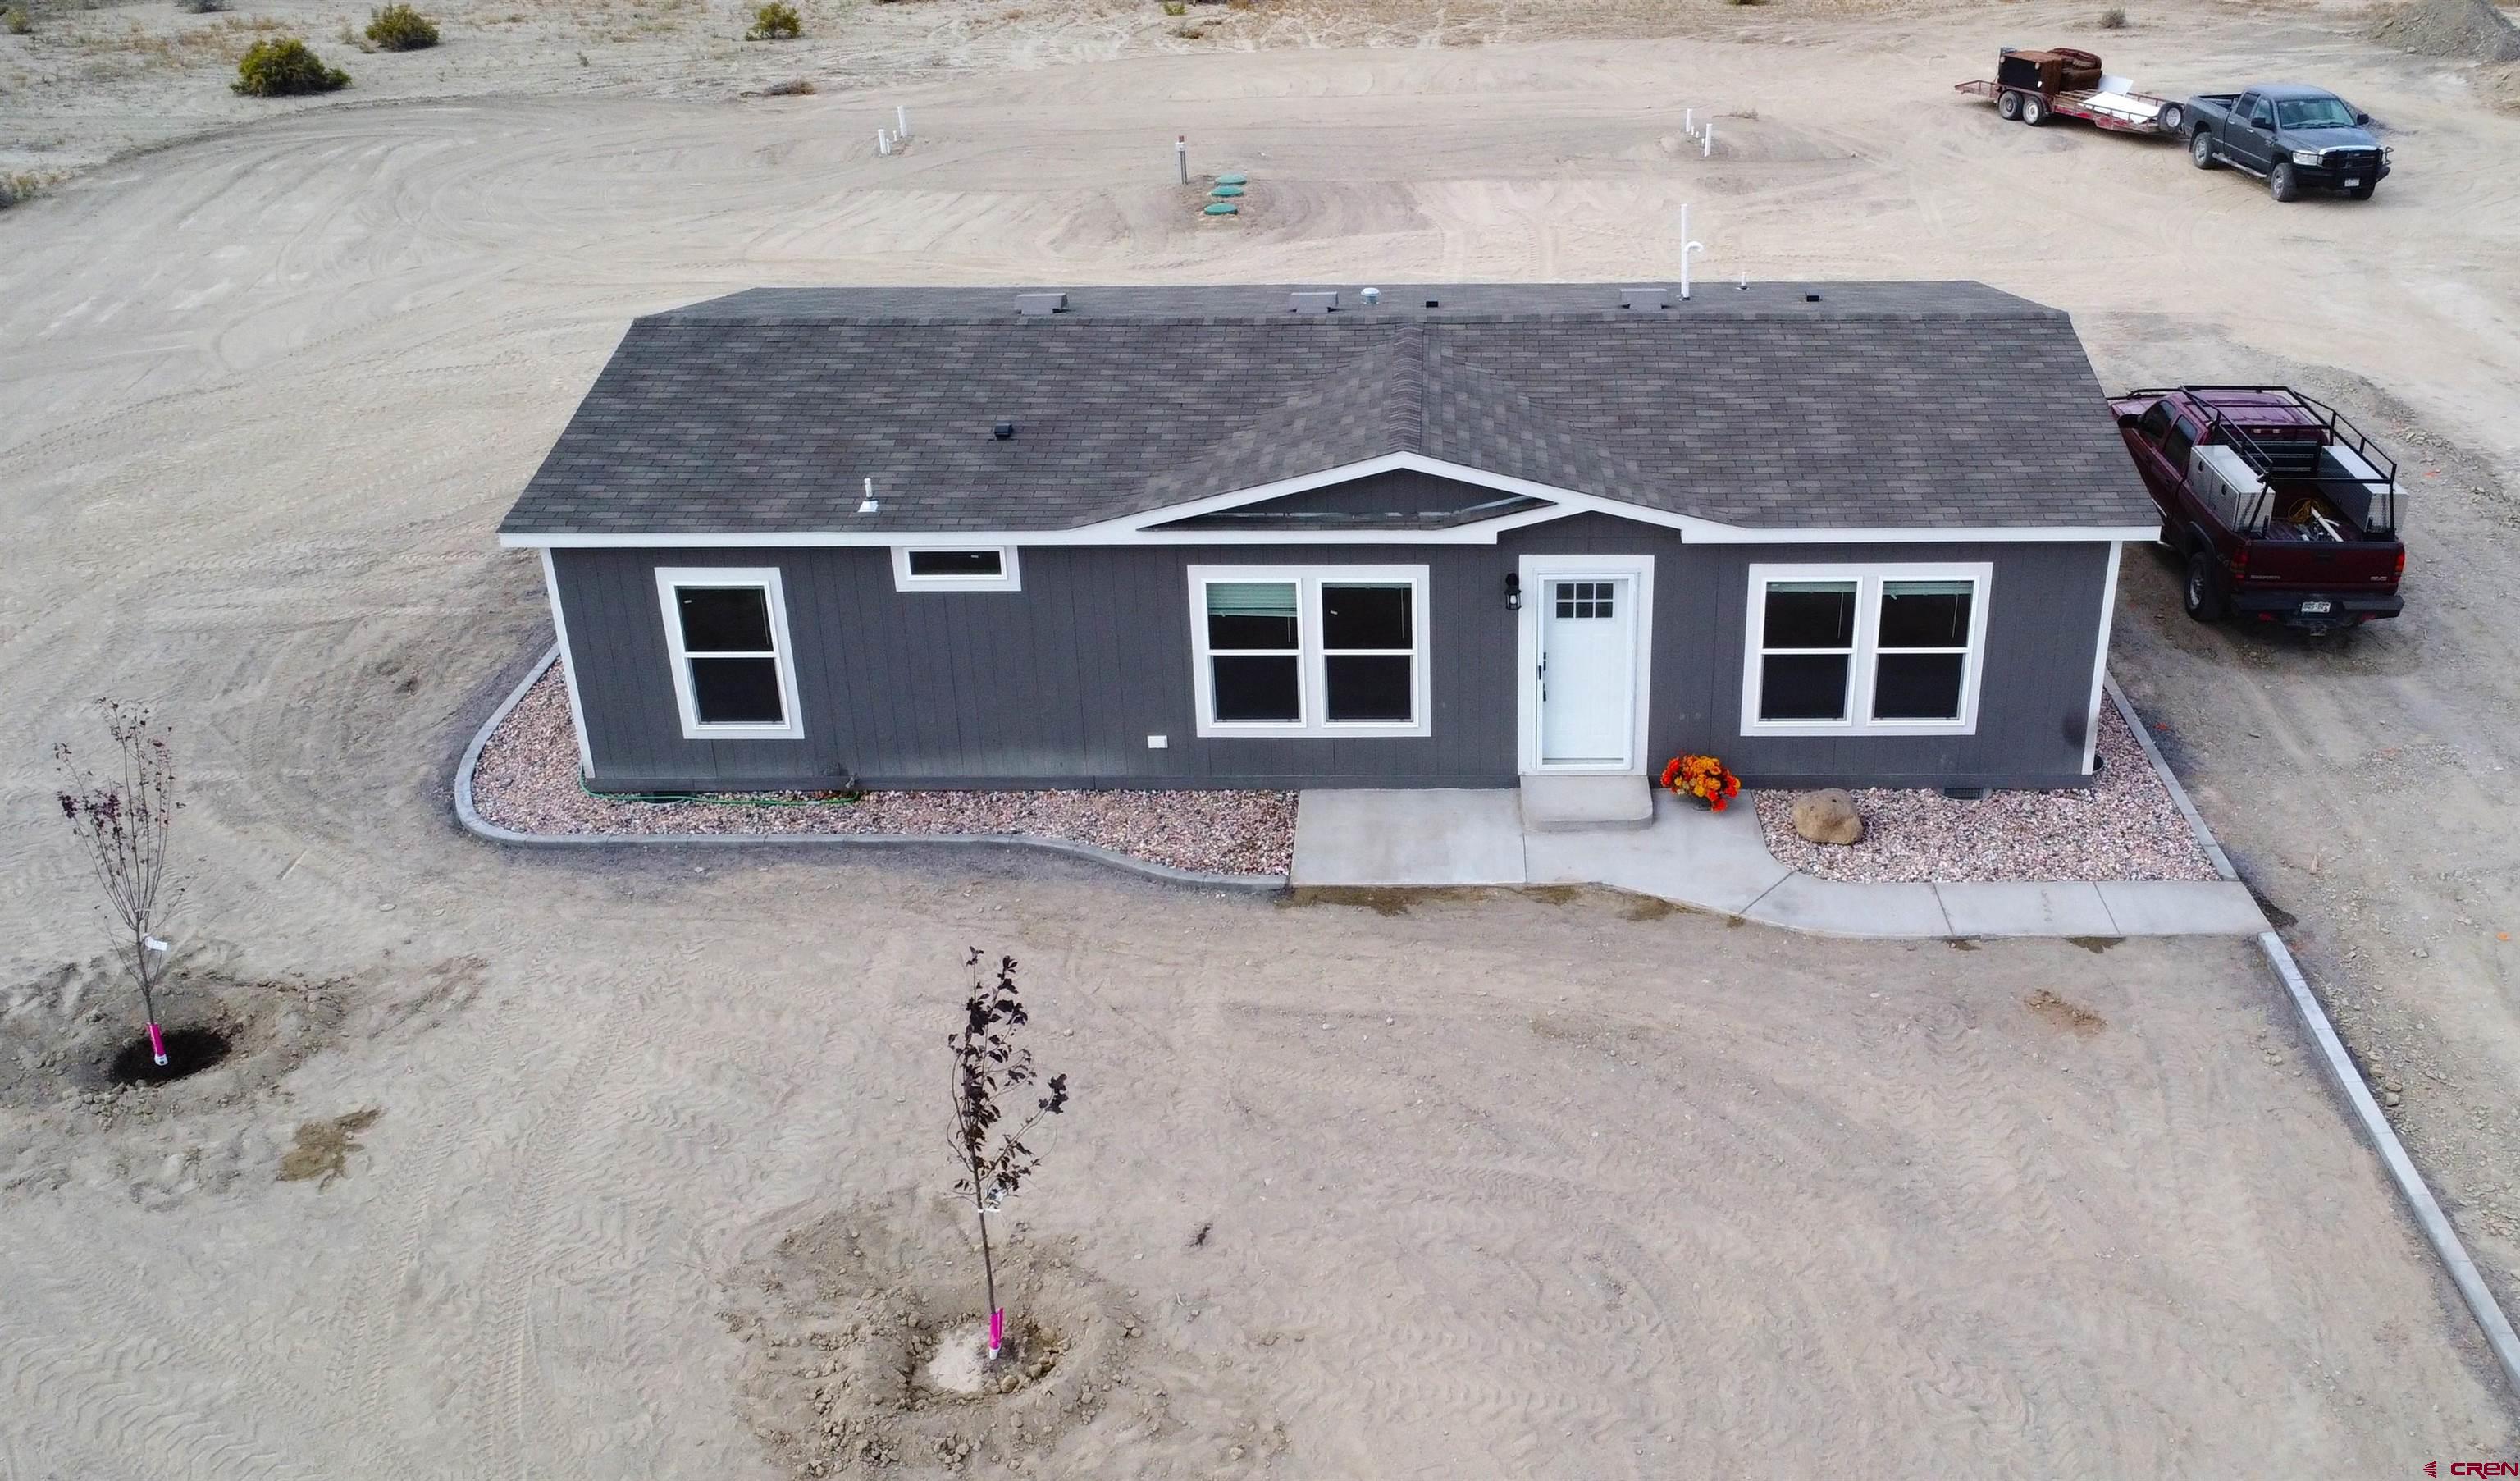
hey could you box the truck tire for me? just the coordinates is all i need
[2183,551,2227,623]
[2157,102,2184,135]
[1997,89,2022,121]
[2270,162,2301,202]
[2021,94,2049,126]
[2191,130,2216,169]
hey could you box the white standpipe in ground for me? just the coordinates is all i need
[1175,135,1188,185]
[877,129,891,157]
[1679,203,1705,300]
[897,105,911,140]
[1704,117,1714,158]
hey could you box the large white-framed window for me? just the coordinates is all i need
[1188,565,1431,739]
[654,566,806,741]
[1741,562,1993,737]
[890,546,1021,592]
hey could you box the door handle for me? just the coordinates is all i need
[1536,651,1547,700]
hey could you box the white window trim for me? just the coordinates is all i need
[1740,562,1993,738]
[654,565,806,741]
[1187,565,1431,739]
[890,545,1021,592]
[1513,553,1657,776]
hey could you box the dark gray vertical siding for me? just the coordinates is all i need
[550,527,2109,793]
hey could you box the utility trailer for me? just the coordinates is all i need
[1956,47,2187,135]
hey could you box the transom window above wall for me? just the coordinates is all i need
[654,567,805,740]
[1188,566,1431,738]
[1741,563,1992,737]
[892,546,1021,592]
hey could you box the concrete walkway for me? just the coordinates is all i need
[1290,788,2268,939]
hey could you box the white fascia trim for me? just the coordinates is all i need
[500,450,2154,549]
[890,544,1022,592]
[540,548,596,777]
[1739,560,1995,739]
[1515,553,1657,776]
[1186,564,1432,740]
[654,566,806,742]
[2081,539,2123,775]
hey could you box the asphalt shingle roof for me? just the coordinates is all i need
[500,282,2156,537]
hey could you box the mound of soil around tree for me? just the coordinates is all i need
[0,950,347,1114]
[721,1201,1285,1479]
[2368,0,2520,61]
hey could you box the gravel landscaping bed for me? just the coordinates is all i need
[468,664,1295,877]
[1754,702,2219,884]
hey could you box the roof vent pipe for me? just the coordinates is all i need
[858,477,879,514]
[1679,203,1705,301]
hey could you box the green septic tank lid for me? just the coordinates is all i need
[1214,172,1248,185]
[1210,184,1245,198]
[1202,202,1238,216]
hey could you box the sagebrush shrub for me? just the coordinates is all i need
[3,7,31,34]
[2098,6,2127,27]
[365,3,438,48]
[746,1,800,39]
[233,37,349,94]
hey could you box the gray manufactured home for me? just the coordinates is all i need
[498,283,2154,797]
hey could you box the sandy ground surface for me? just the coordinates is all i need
[7,0,2520,1474]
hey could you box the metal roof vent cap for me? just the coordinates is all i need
[1621,286,1669,310]
[1016,291,1069,317]
[1288,290,1340,314]
[993,420,1016,440]
[1804,290,1823,303]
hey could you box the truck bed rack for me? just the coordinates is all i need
[2125,385,2400,537]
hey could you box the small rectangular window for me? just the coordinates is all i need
[892,546,1020,591]
[1206,581,1301,723]
[1872,581,1973,721]
[1322,582,1413,723]
[655,568,802,739]
[1757,580,1856,722]
[907,549,1002,578]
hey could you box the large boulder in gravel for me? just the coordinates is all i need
[1791,789,1865,846]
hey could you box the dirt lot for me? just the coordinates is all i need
[5,0,2520,1473]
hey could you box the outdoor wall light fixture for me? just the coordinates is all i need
[1504,573,1522,610]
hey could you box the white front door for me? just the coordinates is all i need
[1538,575,1637,769]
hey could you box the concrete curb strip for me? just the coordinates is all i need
[2108,675,2520,1397]
[454,646,1288,893]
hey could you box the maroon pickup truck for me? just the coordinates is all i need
[2110,386,2404,633]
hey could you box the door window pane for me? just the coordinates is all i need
[1878,581,1973,648]
[1554,581,1614,619]
[1763,582,1856,649]
[1322,583,1411,650]
[1760,654,1851,722]
[1212,656,1300,722]
[1207,581,1299,650]
[678,587,774,652]
[1873,653,1965,720]
[1326,655,1413,722]
[689,656,785,725]
[906,549,1003,578]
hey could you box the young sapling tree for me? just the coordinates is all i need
[948,948,1070,1361]
[53,702,184,1066]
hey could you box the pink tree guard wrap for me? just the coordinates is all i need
[989,1308,1004,1355]
[147,1022,168,1067]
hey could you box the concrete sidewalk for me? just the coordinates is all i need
[1290,788,2268,939]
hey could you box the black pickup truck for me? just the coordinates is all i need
[2184,85,2390,201]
